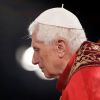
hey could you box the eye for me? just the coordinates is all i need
[34,48,39,52]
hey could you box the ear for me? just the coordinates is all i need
[56,39,67,58]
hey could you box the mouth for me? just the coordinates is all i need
[39,66,44,71]
[38,65,45,72]
[41,68,44,72]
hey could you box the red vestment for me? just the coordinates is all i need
[57,41,100,100]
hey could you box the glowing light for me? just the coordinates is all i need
[21,47,38,71]
[16,46,52,80]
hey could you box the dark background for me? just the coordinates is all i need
[0,0,100,100]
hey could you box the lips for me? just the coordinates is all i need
[39,66,44,71]
[41,68,44,72]
[39,64,44,69]
[38,64,45,72]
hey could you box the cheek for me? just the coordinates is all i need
[40,54,51,68]
[39,48,55,66]
[39,52,48,64]
[40,50,49,60]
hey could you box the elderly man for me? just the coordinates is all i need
[28,7,100,100]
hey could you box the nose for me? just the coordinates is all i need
[32,52,39,65]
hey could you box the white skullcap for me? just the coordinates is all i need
[33,7,83,29]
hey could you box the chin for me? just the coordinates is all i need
[44,74,57,80]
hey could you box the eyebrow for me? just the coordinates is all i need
[33,46,39,49]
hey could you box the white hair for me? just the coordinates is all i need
[28,21,87,54]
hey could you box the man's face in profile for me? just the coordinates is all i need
[31,32,60,78]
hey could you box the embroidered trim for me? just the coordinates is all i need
[68,41,100,80]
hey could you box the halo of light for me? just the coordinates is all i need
[21,47,38,71]
[16,46,53,80]
[16,46,37,71]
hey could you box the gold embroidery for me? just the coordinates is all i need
[68,41,100,80]
[98,58,100,61]
[92,45,99,50]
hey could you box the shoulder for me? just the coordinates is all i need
[70,66,100,84]
[68,41,100,80]
[62,66,100,100]
[68,66,100,88]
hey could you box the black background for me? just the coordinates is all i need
[0,0,100,100]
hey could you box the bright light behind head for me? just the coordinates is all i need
[16,46,37,71]
[16,46,53,80]
[21,47,37,71]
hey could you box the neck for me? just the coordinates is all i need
[58,54,72,78]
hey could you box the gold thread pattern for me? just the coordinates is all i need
[68,41,100,80]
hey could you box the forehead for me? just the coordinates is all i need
[31,33,55,51]
[32,32,37,42]
[31,33,38,45]
[31,32,44,48]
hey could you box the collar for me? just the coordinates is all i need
[56,41,100,93]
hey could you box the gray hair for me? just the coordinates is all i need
[28,21,87,54]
